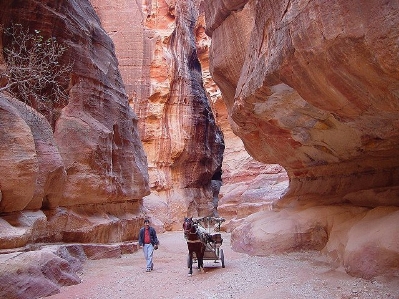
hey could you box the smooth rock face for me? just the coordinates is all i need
[1,0,149,209]
[231,206,365,255]
[0,242,139,299]
[92,0,224,227]
[1,96,67,212]
[205,0,399,279]
[0,96,39,213]
[342,207,399,279]
[232,206,399,279]
[0,0,149,250]
[195,11,289,229]
[205,0,399,207]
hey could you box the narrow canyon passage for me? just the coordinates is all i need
[1,1,399,297]
[46,232,399,299]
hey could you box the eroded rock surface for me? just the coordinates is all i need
[0,241,138,298]
[195,11,289,230]
[205,0,399,278]
[205,0,399,206]
[232,206,399,279]
[0,0,148,245]
[92,0,224,229]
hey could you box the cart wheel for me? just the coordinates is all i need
[220,249,225,268]
[187,254,192,268]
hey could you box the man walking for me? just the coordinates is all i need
[138,219,159,272]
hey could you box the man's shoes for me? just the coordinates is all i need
[145,263,154,272]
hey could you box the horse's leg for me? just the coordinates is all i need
[197,244,205,273]
[188,250,193,276]
[198,255,203,273]
[196,246,201,270]
[194,245,200,271]
[192,243,200,270]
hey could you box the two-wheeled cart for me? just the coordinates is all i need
[188,216,225,269]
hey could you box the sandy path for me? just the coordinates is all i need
[46,231,399,299]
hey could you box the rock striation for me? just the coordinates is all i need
[0,241,138,298]
[205,0,399,279]
[0,1,149,296]
[92,0,224,229]
[195,10,289,230]
[205,0,399,207]
[0,0,148,246]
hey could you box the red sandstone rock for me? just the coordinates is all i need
[0,211,47,249]
[0,96,38,213]
[230,206,362,255]
[230,199,399,279]
[0,249,81,299]
[4,97,66,210]
[93,0,224,226]
[45,203,143,244]
[0,95,66,212]
[342,207,399,279]
[195,10,289,227]
[0,0,149,247]
[230,204,399,279]
[1,0,397,288]
[0,242,139,299]
[1,0,149,208]
[205,0,399,207]
[205,0,399,279]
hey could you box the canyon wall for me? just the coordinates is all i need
[204,0,399,279]
[0,0,149,248]
[91,0,285,232]
[1,0,397,294]
[195,13,289,229]
[91,0,224,230]
[205,0,399,207]
[0,1,152,296]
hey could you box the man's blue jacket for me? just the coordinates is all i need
[138,226,159,246]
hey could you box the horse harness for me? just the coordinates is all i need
[184,222,204,243]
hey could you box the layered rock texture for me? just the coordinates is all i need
[0,241,138,298]
[1,1,398,297]
[91,0,224,230]
[195,14,289,228]
[0,0,148,252]
[0,1,225,295]
[204,0,399,279]
[0,0,151,296]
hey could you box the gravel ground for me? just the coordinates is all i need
[46,231,399,299]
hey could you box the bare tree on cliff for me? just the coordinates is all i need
[0,23,73,127]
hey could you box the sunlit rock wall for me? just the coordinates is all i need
[195,13,289,230]
[205,0,399,207]
[92,0,224,230]
[0,0,149,248]
[204,0,399,279]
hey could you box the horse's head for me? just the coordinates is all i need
[183,217,193,231]
[183,217,195,238]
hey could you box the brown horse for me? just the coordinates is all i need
[183,217,206,276]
